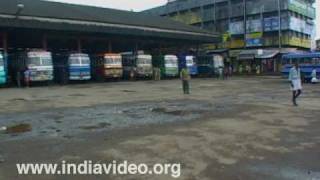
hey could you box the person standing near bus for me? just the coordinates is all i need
[289,63,302,106]
[24,68,31,87]
[311,68,318,84]
[180,67,190,94]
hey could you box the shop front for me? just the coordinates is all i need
[237,49,280,75]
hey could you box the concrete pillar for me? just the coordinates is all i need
[42,34,47,51]
[134,42,138,55]
[108,41,112,53]
[77,38,82,53]
[2,32,8,54]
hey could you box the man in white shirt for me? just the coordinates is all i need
[288,63,302,106]
[311,68,318,84]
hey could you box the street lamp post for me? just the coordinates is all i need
[276,0,282,73]
[243,0,247,49]
[277,0,282,50]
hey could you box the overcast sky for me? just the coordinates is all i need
[48,0,319,39]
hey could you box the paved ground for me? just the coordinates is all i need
[0,77,320,180]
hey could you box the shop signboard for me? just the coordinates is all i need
[246,19,262,33]
[246,32,263,47]
[229,21,244,35]
[264,17,280,31]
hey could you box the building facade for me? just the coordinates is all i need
[145,0,316,73]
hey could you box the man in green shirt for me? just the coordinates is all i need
[180,67,191,94]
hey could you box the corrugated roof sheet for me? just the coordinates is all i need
[0,0,219,42]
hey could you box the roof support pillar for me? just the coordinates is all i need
[2,32,8,67]
[42,34,47,51]
[159,44,163,56]
[77,38,82,53]
[133,42,138,55]
[2,32,8,54]
[108,41,112,53]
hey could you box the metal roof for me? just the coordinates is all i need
[0,0,219,42]
[283,52,320,59]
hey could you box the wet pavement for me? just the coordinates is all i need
[0,99,216,140]
[0,77,320,180]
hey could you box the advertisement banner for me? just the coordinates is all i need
[264,17,280,31]
[246,19,262,33]
[229,21,244,35]
[246,33,263,47]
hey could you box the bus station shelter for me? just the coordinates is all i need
[0,0,220,56]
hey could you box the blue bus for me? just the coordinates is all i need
[178,55,198,76]
[68,53,91,81]
[282,52,320,81]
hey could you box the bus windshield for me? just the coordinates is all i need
[137,57,152,65]
[41,57,53,66]
[69,57,80,65]
[81,57,90,65]
[165,57,177,66]
[105,56,122,65]
[69,56,90,65]
[28,57,42,66]
[69,55,90,65]
[186,56,194,66]
[28,52,52,66]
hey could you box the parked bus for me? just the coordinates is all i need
[197,55,224,77]
[68,53,91,81]
[104,54,123,79]
[122,54,153,79]
[153,55,178,78]
[282,52,320,81]
[91,53,123,81]
[0,52,6,85]
[178,55,198,76]
[10,50,54,86]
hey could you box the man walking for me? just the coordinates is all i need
[311,68,318,84]
[289,63,302,106]
[180,67,190,94]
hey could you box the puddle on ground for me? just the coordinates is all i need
[69,94,86,97]
[5,124,32,134]
[10,98,30,102]
[122,90,137,93]
[79,122,111,130]
[0,99,239,140]
[151,108,190,116]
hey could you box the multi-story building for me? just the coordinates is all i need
[145,0,316,73]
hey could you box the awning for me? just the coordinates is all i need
[238,49,280,60]
[256,50,279,59]
[229,50,242,58]
[238,54,255,60]
[207,49,228,54]
[238,50,257,60]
